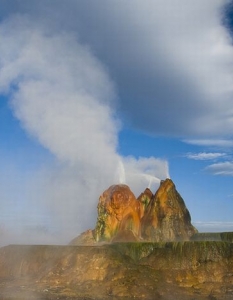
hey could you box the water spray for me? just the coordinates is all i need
[117,159,126,184]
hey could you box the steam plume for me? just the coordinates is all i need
[0,16,168,245]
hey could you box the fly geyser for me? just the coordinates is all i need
[1,178,233,299]
[72,178,198,245]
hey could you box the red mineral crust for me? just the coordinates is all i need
[95,184,142,242]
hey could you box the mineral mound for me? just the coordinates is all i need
[72,178,197,245]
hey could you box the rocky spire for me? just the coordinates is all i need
[141,179,198,241]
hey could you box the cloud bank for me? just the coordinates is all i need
[2,0,233,140]
[25,0,233,139]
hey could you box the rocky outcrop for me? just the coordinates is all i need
[141,179,198,241]
[137,187,153,217]
[95,184,141,242]
[93,179,197,243]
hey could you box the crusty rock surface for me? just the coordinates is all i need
[91,179,197,243]
[0,242,233,299]
[141,179,198,242]
[95,184,142,242]
[137,187,154,218]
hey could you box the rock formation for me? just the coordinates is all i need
[95,184,141,242]
[93,178,197,243]
[141,179,197,241]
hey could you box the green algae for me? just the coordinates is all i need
[168,241,232,262]
[139,194,151,211]
[109,241,233,267]
[110,242,163,261]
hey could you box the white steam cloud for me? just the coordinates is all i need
[0,16,168,245]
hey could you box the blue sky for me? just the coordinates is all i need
[1,0,233,245]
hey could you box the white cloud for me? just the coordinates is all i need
[205,161,233,175]
[52,0,233,138]
[184,139,233,147]
[186,152,226,160]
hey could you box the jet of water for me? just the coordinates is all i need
[142,173,160,189]
[117,159,126,184]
